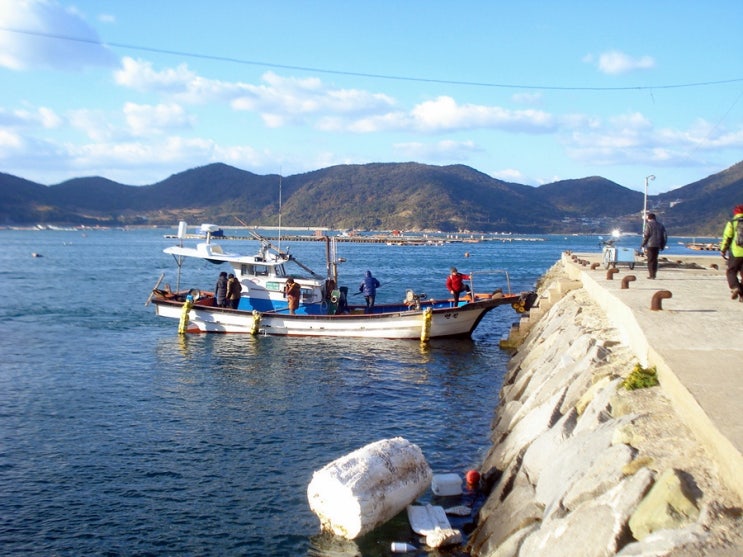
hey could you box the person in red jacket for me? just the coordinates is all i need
[445,267,471,307]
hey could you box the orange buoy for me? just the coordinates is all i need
[465,469,480,487]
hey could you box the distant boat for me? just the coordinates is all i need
[685,242,718,251]
[148,223,536,340]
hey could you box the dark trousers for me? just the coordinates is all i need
[726,255,743,290]
[646,247,660,278]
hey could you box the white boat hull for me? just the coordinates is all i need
[153,294,527,339]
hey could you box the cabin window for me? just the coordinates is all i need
[254,265,269,276]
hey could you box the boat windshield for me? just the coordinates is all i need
[241,263,287,278]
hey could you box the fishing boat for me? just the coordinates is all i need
[147,222,537,340]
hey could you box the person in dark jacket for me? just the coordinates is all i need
[445,267,471,307]
[641,213,667,279]
[359,270,381,313]
[215,271,228,307]
[720,204,743,300]
[226,273,241,309]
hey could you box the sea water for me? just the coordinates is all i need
[0,229,705,556]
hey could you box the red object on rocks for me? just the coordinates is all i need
[465,470,480,487]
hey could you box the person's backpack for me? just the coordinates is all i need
[735,217,743,247]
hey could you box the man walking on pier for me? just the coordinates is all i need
[641,213,667,279]
[720,204,743,301]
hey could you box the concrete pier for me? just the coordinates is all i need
[560,252,742,501]
[470,252,742,556]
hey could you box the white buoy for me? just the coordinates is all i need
[307,437,432,539]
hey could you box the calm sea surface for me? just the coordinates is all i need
[0,229,705,556]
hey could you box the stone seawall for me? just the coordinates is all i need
[466,260,742,557]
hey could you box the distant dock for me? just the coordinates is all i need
[163,233,545,245]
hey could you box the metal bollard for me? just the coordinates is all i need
[591,263,600,270]
[621,275,636,289]
[650,290,672,311]
[606,268,619,280]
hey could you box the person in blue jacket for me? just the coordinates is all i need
[359,270,381,313]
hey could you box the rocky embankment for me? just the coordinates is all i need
[466,261,742,556]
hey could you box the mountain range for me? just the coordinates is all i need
[1,160,741,235]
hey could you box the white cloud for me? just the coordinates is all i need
[393,139,480,160]
[232,71,395,119]
[491,168,526,182]
[115,60,397,122]
[0,0,116,70]
[113,61,560,136]
[115,57,199,93]
[0,105,61,128]
[123,102,193,136]
[590,50,655,75]
[67,108,116,141]
[410,96,555,133]
[0,128,23,149]
[559,110,743,168]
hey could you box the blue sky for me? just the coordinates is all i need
[1,0,742,193]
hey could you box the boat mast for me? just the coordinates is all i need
[278,168,282,254]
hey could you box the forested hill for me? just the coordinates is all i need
[1,160,741,235]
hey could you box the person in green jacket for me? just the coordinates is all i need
[720,204,743,300]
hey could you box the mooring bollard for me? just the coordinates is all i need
[650,290,672,310]
[621,275,636,289]
[591,262,600,270]
[606,268,619,280]
[711,263,718,270]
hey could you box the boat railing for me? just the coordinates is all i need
[468,270,512,294]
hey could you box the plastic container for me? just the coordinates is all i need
[431,473,462,496]
[391,541,416,553]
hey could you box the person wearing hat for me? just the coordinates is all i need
[720,204,743,301]
[641,213,667,279]
[283,277,301,314]
[445,267,471,307]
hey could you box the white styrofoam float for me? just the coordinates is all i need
[407,504,451,534]
[307,437,433,539]
[407,504,463,549]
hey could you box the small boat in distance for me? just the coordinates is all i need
[685,242,718,251]
[148,222,537,340]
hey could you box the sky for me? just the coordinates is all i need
[0,1,742,194]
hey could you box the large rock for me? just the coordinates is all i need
[487,389,566,472]
[534,416,636,518]
[628,468,701,540]
[467,470,542,555]
[519,468,655,557]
